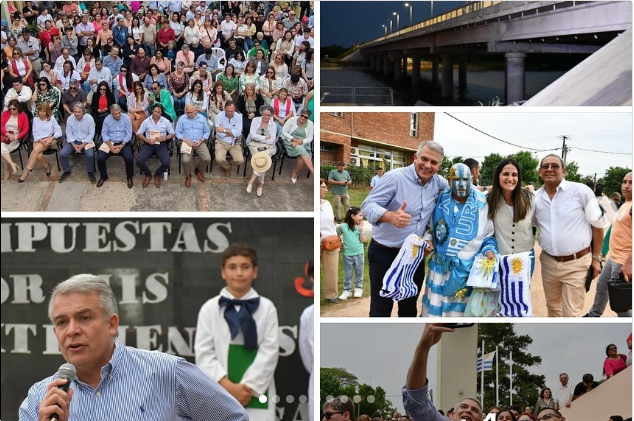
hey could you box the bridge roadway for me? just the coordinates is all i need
[357,1,632,104]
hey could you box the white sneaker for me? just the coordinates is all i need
[353,289,363,298]
[339,290,352,300]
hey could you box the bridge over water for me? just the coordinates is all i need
[357,1,632,104]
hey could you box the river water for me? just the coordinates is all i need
[321,67,567,106]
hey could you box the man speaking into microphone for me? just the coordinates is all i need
[18,274,248,421]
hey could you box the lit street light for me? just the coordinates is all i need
[387,18,393,33]
[393,12,400,30]
[382,24,387,36]
[405,3,413,27]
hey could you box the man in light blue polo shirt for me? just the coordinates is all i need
[60,103,96,184]
[97,104,134,188]
[176,104,211,188]
[361,140,448,317]
[214,101,243,177]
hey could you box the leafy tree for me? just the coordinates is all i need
[563,161,582,183]
[480,153,504,186]
[511,151,540,186]
[321,368,395,418]
[602,166,631,196]
[477,324,546,411]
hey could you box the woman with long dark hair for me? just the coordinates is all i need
[127,80,149,134]
[91,81,115,135]
[32,77,62,123]
[208,80,232,126]
[485,158,536,317]
[185,79,209,117]
[237,82,264,139]
[216,64,239,102]
[1,99,28,181]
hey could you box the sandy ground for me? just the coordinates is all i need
[321,244,617,318]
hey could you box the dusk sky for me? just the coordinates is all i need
[321,1,466,47]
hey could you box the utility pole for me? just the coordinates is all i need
[558,135,570,166]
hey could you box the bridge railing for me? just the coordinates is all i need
[361,1,596,48]
[321,86,394,106]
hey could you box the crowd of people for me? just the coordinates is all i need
[320,141,632,318]
[1,1,315,194]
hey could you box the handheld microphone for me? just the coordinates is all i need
[50,363,76,421]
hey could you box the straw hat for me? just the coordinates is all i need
[251,151,272,172]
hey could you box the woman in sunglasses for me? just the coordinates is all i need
[1,99,28,181]
[7,47,34,87]
[33,77,62,123]
[280,109,314,184]
[91,81,115,134]
[603,343,628,379]
[259,66,280,105]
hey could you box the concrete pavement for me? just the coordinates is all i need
[1,151,314,212]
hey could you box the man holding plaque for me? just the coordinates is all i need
[175,104,211,188]
[136,103,174,188]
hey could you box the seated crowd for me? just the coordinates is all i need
[1,1,315,196]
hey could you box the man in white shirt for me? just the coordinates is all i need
[370,167,383,191]
[17,28,41,74]
[220,14,236,48]
[84,58,112,94]
[532,154,604,317]
[4,80,33,112]
[554,373,573,410]
[75,14,95,56]
[54,48,77,73]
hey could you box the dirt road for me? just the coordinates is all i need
[321,244,617,318]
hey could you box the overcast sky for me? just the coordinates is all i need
[320,323,632,413]
[433,112,632,178]
[321,1,465,47]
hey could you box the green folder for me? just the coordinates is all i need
[228,344,269,409]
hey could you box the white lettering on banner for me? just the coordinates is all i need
[279,325,298,357]
[1,222,234,253]
[3,324,37,354]
[3,273,169,305]
[1,274,46,304]
[2,323,301,356]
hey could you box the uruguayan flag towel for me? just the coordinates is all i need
[498,252,533,317]
[380,234,429,302]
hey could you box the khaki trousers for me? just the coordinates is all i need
[214,141,244,171]
[321,247,340,300]
[540,251,592,317]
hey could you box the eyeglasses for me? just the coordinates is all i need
[8,107,17,111]
[121,69,128,72]
[266,71,274,74]
[262,113,272,117]
[300,114,309,119]
[538,414,561,421]
[608,346,617,350]
[39,83,47,86]
[540,164,561,170]
[70,87,77,90]
[100,88,107,91]
[323,412,342,420]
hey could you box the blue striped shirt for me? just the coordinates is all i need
[361,164,448,248]
[19,340,248,421]
[403,382,445,421]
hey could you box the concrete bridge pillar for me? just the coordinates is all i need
[411,55,421,86]
[431,55,439,83]
[402,57,408,79]
[383,56,391,77]
[370,54,376,71]
[375,54,382,72]
[505,52,527,104]
[394,57,403,81]
[459,56,468,90]
[441,54,454,98]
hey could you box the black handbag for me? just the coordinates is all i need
[607,274,632,313]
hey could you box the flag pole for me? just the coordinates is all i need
[509,351,513,406]
[481,340,484,407]
[495,345,499,406]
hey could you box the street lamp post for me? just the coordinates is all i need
[431,1,434,18]
[393,12,400,31]
[382,24,387,36]
[387,18,393,33]
[405,3,413,27]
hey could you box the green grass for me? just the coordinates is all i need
[322,187,372,216]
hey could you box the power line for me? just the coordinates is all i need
[444,113,559,152]
[569,146,632,155]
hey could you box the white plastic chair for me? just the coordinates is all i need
[210,48,227,72]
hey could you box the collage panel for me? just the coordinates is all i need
[320,1,631,107]
[320,322,632,421]
[319,111,632,318]
[1,216,314,420]
[0,0,316,212]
